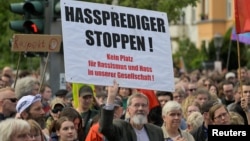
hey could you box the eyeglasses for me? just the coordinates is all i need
[4,98,18,103]
[204,84,211,87]
[189,88,196,92]
[52,107,63,113]
[214,112,229,120]
[131,103,148,108]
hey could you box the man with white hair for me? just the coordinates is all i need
[99,80,164,141]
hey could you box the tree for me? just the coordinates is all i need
[117,0,199,23]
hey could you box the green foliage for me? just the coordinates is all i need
[117,0,199,23]
[0,0,40,70]
[173,38,205,72]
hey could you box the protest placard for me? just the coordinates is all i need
[61,0,174,92]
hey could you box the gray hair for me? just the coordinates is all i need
[14,76,40,99]
[162,100,182,116]
[0,118,31,141]
[127,93,149,107]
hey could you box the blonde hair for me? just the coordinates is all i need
[186,111,203,132]
[27,119,44,141]
[229,111,244,125]
[0,118,30,141]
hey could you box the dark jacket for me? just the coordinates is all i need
[99,108,164,141]
[190,123,207,141]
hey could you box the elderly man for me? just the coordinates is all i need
[99,80,164,141]
[0,87,17,121]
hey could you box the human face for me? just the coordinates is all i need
[79,95,93,110]
[204,81,211,90]
[162,110,182,129]
[0,90,17,115]
[41,87,52,101]
[213,106,230,125]
[242,85,250,104]
[187,84,197,95]
[29,131,42,141]
[25,101,45,128]
[209,85,217,95]
[187,105,200,117]
[51,105,64,120]
[56,121,76,141]
[173,92,183,104]
[195,94,208,106]
[157,95,171,107]
[11,129,31,141]
[223,84,234,100]
[73,118,80,130]
[127,97,149,125]
[32,84,40,95]
[119,88,131,98]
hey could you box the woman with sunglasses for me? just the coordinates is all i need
[46,98,66,132]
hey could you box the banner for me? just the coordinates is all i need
[231,27,250,45]
[61,0,175,92]
[234,0,250,34]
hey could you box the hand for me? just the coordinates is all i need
[108,79,119,97]
[106,79,119,105]
[241,96,249,112]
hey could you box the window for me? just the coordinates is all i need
[226,0,232,19]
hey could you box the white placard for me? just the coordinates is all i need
[61,0,174,92]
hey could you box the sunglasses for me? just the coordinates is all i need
[52,107,63,113]
[4,98,18,103]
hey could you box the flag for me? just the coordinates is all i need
[231,27,250,45]
[234,0,250,34]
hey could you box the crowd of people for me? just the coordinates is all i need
[0,65,250,141]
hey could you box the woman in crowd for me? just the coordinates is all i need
[50,116,76,141]
[0,118,31,141]
[59,107,84,141]
[161,101,195,141]
[209,103,231,125]
[186,111,203,133]
[27,119,45,141]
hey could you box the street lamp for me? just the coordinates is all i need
[213,33,223,61]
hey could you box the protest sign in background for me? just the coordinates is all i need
[61,0,174,92]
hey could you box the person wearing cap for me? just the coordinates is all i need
[190,100,218,141]
[76,85,99,140]
[45,98,66,131]
[225,72,236,85]
[54,89,69,105]
[0,87,17,121]
[16,94,49,141]
[99,80,164,141]
[85,96,123,141]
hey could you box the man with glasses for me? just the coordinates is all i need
[99,80,164,141]
[0,87,17,121]
[76,85,99,140]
